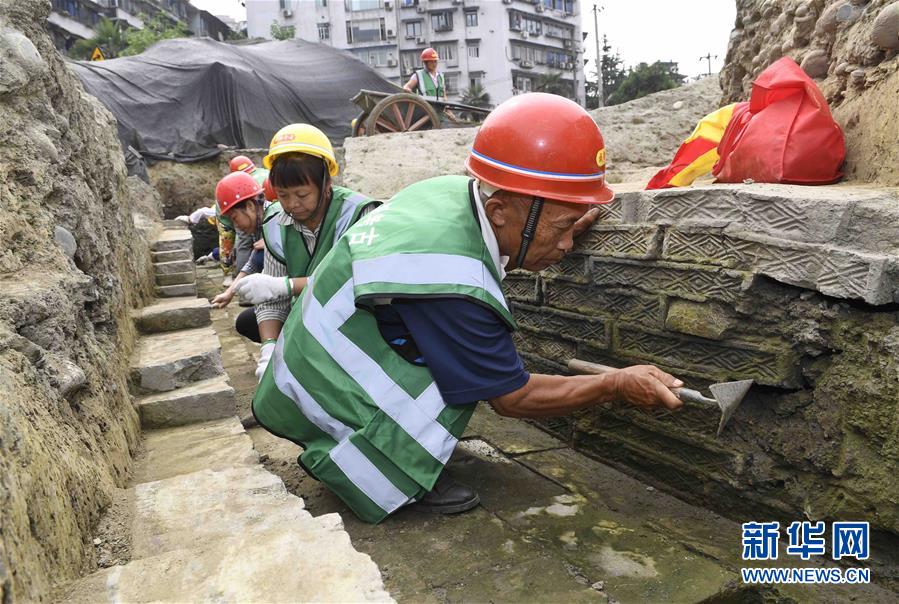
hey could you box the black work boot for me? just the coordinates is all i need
[412,473,480,515]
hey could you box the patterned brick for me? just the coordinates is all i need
[592,258,749,304]
[542,278,663,327]
[512,303,607,345]
[616,324,800,387]
[578,225,661,260]
[513,329,577,363]
[539,253,590,283]
[503,271,540,304]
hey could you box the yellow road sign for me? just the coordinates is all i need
[91,47,105,61]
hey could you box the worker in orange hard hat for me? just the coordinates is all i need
[253,93,684,524]
[402,47,447,101]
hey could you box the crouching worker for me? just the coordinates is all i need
[233,124,379,380]
[210,172,267,342]
[251,94,685,524]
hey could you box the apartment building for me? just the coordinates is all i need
[48,0,232,53]
[246,0,585,106]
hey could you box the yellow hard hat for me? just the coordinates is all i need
[263,123,339,176]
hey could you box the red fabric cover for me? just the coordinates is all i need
[713,58,846,185]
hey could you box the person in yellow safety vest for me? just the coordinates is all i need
[252,94,685,523]
[232,124,378,380]
[403,47,447,101]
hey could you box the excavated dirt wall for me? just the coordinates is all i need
[0,0,160,600]
[722,0,899,185]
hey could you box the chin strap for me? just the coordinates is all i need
[515,196,544,269]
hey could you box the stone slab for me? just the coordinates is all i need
[151,248,192,263]
[129,326,224,394]
[136,375,235,428]
[153,259,194,275]
[662,225,897,305]
[133,417,256,483]
[133,297,211,334]
[155,271,195,287]
[150,228,192,252]
[155,283,197,298]
[464,406,566,455]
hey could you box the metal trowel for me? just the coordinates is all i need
[567,358,753,436]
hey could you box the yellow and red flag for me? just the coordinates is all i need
[646,102,744,190]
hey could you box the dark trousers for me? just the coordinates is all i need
[235,307,261,343]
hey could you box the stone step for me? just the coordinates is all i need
[155,283,197,298]
[133,297,211,334]
[162,219,186,228]
[60,417,391,603]
[129,326,223,395]
[135,375,235,428]
[133,417,256,483]
[150,229,192,252]
[153,259,194,275]
[155,271,195,287]
[151,248,192,263]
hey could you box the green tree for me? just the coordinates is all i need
[270,22,296,40]
[122,13,188,56]
[534,70,572,99]
[69,17,127,59]
[606,61,686,106]
[586,36,625,109]
[460,82,491,108]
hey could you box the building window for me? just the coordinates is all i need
[514,76,533,93]
[545,22,574,39]
[545,49,568,68]
[404,20,421,38]
[465,10,478,27]
[434,42,457,66]
[509,12,541,35]
[318,23,330,40]
[511,43,542,65]
[345,0,381,11]
[468,44,479,58]
[444,73,459,95]
[401,0,416,6]
[401,50,419,74]
[469,75,482,88]
[316,0,328,6]
[347,17,385,43]
[431,11,453,32]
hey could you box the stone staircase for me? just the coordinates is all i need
[59,226,391,603]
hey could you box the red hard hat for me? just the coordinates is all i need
[229,155,256,173]
[262,177,277,202]
[215,172,262,215]
[420,47,439,62]
[466,93,614,204]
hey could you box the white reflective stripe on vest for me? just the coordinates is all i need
[301,278,458,465]
[329,440,409,513]
[352,253,508,312]
[334,193,368,240]
[272,336,409,513]
[263,216,285,261]
[272,336,351,442]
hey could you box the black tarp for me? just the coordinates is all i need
[70,38,399,162]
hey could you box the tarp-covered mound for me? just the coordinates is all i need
[70,38,399,162]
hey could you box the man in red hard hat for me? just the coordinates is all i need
[254,93,683,524]
[402,47,447,101]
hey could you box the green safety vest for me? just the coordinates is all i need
[261,186,377,278]
[253,175,515,523]
[416,68,445,100]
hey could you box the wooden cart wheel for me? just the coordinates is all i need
[364,93,441,135]
[352,111,368,137]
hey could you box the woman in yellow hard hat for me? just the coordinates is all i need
[233,123,380,380]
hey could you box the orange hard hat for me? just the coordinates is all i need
[215,172,263,215]
[465,93,614,204]
[262,177,277,202]
[420,47,439,62]
[229,155,256,173]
